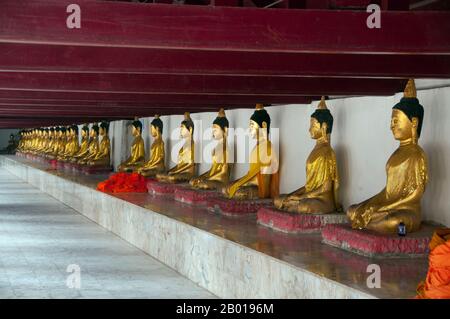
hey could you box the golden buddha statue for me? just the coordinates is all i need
[43,128,56,156]
[347,79,428,234]
[136,115,165,177]
[274,97,340,214]
[222,104,279,200]
[156,112,195,183]
[17,131,24,153]
[70,124,90,163]
[57,127,70,159]
[189,108,230,190]
[118,118,145,172]
[48,127,65,160]
[77,124,100,165]
[87,121,111,167]
[58,125,80,161]
[35,129,47,155]
[29,129,40,155]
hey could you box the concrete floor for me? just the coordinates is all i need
[0,168,215,299]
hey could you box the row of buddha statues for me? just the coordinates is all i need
[18,121,111,167]
[17,79,428,235]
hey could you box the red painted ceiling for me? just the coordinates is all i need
[0,0,449,128]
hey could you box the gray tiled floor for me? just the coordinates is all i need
[0,168,215,299]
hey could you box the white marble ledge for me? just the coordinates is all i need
[0,156,374,299]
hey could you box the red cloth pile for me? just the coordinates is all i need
[97,172,148,193]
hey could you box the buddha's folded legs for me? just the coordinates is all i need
[365,210,421,234]
[229,185,259,200]
[158,173,193,183]
[348,203,421,234]
[191,179,222,190]
[118,163,143,173]
[285,198,335,214]
[136,167,163,178]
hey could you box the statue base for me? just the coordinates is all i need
[206,197,272,217]
[257,206,348,234]
[146,179,180,196]
[49,159,58,169]
[56,160,67,170]
[322,224,434,258]
[174,187,220,206]
[81,165,113,175]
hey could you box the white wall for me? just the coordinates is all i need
[90,86,450,227]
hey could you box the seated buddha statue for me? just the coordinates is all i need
[77,124,100,165]
[118,118,145,172]
[48,127,66,160]
[56,127,70,160]
[189,108,230,190]
[87,121,111,167]
[70,124,90,163]
[156,112,195,183]
[274,97,340,214]
[222,104,279,200]
[136,115,165,177]
[347,79,428,234]
[36,129,48,155]
[58,125,80,161]
[30,129,41,155]
[42,128,55,156]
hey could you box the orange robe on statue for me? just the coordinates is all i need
[417,228,450,299]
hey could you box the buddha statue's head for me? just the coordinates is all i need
[180,112,194,139]
[131,117,143,137]
[150,115,163,138]
[43,129,48,138]
[391,79,424,143]
[81,124,89,138]
[99,121,109,136]
[49,127,55,138]
[249,103,270,140]
[91,123,99,138]
[60,127,66,138]
[212,108,229,140]
[310,96,333,141]
[71,125,78,137]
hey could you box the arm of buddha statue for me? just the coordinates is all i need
[130,140,145,164]
[142,146,163,170]
[377,184,426,212]
[93,143,109,160]
[226,162,261,198]
[208,163,230,182]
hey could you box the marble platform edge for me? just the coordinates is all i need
[0,155,375,299]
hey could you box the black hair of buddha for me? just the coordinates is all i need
[71,125,78,134]
[181,118,194,134]
[132,119,143,132]
[213,117,229,131]
[82,125,89,133]
[250,108,271,133]
[311,109,334,134]
[392,97,424,137]
[151,117,163,134]
[92,124,100,135]
[100,121,109,132]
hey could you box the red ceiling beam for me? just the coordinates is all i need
[0,90,316,105]
[1,1,449,54]
[0,72,407,96]
[1,43,448,79]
